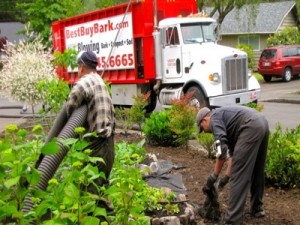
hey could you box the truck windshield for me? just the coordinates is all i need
[181,22,216,44]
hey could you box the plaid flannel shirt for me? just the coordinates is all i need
[66,72,115,137]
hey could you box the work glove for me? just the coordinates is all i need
[206,172,218,188]
[218,175,230,190]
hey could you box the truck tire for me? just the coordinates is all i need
[187,87,208,109]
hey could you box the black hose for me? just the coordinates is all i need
[45,104,69,142]
[22,104,87,216]
[34,104,69,168]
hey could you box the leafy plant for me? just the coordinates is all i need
[143,92,198,147]
[237,43,255,69]
[16,1,84,46]
[29,127,108,224]
[1,121,183,224]
[15,0,128,46]
[107,140,178,224]
[37,77,70,116]
[115,107,132,136]
[143,111,176,146]
[167,92,197,148]
[253,72,263,82]
[266,124,300,188]
[128,92,151,135]
[266,27,300,47]
[244,101,264,112]
[52,48,78,70]
[116,92,150,136]
[195,132,215,158]
[164,202,180,215]
[104,79,112,96]
[0,124,47,224]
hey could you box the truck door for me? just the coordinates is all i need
[162,27,182,79]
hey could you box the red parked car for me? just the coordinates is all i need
[257,45,300,82]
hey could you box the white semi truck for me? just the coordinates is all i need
[52,0,260,112]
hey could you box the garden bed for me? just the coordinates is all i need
[115,131,300,225]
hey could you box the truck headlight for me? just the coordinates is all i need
[209,73,220,82]
[248,69,252,77]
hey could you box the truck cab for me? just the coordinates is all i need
[154,15,260,109]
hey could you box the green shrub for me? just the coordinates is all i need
[167,93,197,147]
[115,92,150,136]
[237,44,255,70]
[37,77,70,116]
[195,132,215,158]
[128,92,150,135]
[115,106,132,135]
[244,101,264,112]
[143,111,176,146]
[266,124,300,188]
[52,48,78,70]
[143,92,197,147]
[0,36,55,112]
[266,27,300,47]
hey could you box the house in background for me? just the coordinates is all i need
[213,1,298,70]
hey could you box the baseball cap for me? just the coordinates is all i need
[77,51,98,69]
[196,107,210,133]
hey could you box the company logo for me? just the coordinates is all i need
[65,20,129,39]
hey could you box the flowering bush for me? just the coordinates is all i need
[0,36,55,106]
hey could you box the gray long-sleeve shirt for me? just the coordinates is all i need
[210,105,262,157]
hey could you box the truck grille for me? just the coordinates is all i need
[223,58,247,93]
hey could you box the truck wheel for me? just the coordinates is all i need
[263,75,272,82]
[283,68,292,82]
[187,87,208,109]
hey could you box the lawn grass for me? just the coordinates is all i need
[253,72,264,82]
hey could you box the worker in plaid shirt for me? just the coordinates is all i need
[66,51,115,193]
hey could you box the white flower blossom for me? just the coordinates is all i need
[0,37,55,106]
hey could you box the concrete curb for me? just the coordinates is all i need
[261,98,300,105]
